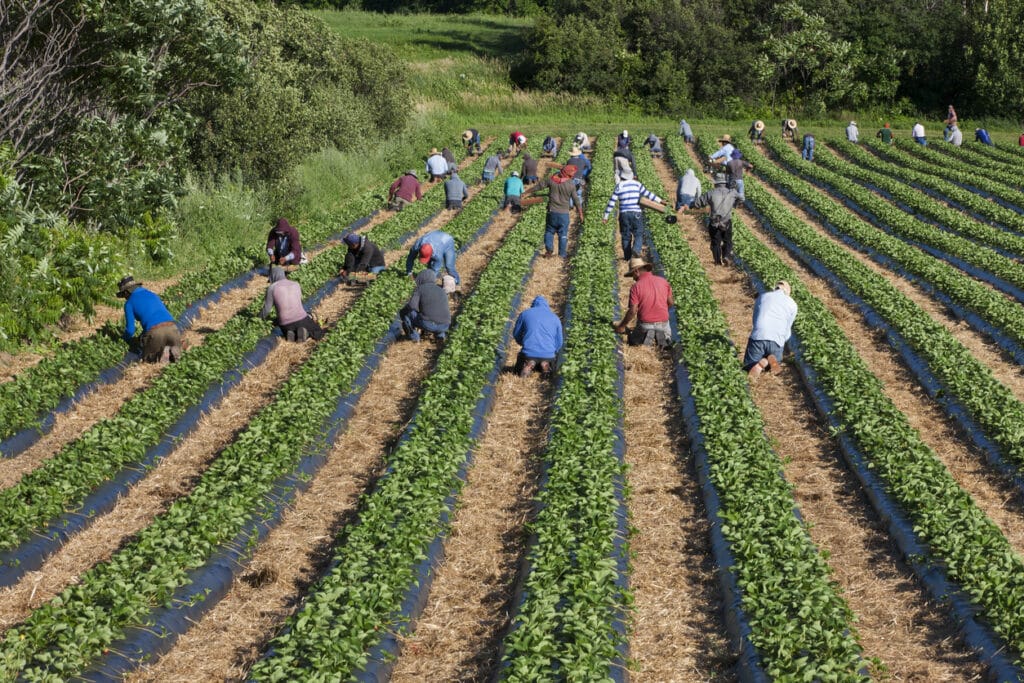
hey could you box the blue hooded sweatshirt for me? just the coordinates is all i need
[513,295,563,359]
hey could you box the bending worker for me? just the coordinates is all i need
[743,280,797,380]
[613,257,674,348]
[262,266,323,342]
[118,276,181,363]
[267,218,301,266]
[406,229,460,285]
[340,233,385,283]
[684,172,742,267]
[462,129,481,155]
[513,295,563,378]
[393,270,451,342]
[388,170,422,211]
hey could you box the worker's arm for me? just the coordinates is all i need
[405,244,418,276]
[614,305,637,333]
[123,301,136,341]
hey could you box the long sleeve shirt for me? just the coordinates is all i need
[709,143,735,161]
[407,270,451,326]
[483,154,503,175]
[531,176,580,215]
[406,230,460,283]
[444,175,469,201]
[750,289,798,347]
[604,180,660,219]
[692,185,742,221]
[513,296,563,359]
[389,174,422,202]
[975,129,993,145]
[261,279,307,326]
[679,121,693,138]
[677,170,701,200]
[267,220,301,263]
[846,124,859,142]
[912,123,926,138]
[504,176,524,197]
[567,154,591,178]
[426,154,449,177]
[343,239,385,273]
[123,288,174,340]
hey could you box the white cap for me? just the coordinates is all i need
[622,129,629,137]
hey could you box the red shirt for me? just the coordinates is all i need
[389,174,422,202]
[629,271,672,323]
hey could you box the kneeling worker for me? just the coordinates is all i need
[513,295,563,378]
[118,276,181,363]
[394,270,451,342]
[261,266,324,342]
[613,257,674,348]
[340,233,385,284]
[743,280,797,380]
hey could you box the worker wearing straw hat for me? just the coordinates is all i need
[744,280,797,380]
[749,120,765,143]
[462,129,481,155]
[613,257,674,348]
[782,118,798,140]
[684,172,742,266]
[708,134,735,166]
[426,147,448,181]
[846,121,859,143]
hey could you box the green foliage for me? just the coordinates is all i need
[967,2,1024,118]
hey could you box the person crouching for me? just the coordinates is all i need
[261,266,323,342]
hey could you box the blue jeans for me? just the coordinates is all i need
[369,265,385,274]
[802,140,815,161]
[733,178,745,199]
[913,136,927,146]
[545,212,571,256]
[743,338,783,370]
[392,310,449,342]
[482,171,495,183]
[618,211,644,260]
[676,193,695,210]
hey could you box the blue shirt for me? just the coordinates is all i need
[406,230,458,282]
[750,289,797,347]
[567,154,591,178]
[709,143,735,161]
[513,296,563,359]
[426,154,449,177]
[975,129,992,145]
[123,287,174,340]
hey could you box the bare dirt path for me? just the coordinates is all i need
[659,148,985,679]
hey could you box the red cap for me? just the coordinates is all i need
[418,243,433,263]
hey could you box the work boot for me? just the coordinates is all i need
[767,354,782,374]
[286,330,296,342]
[159,346,171,364]
[520,360,536,378]
[169,345,183,363]
[297,327,309,342]
[747,358,768,380]
[539,361,552,378]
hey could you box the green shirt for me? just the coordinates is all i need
[877,128,893,143]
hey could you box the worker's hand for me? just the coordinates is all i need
[602,218,608,224]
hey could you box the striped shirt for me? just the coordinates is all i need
[604,180,660,219]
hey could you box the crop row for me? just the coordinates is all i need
[0,142,501,678]
[887,138,1024,211]
[918,137,1024,177]
[0,151,493,568]
[660,135,866,678]
[250,148,549,680]
[739,138,1024,474]
[493,140,631,680]
[810,141,1024,258]
[760,136,1024,301]
[968,141,1024,168]
[725,164,1024,670]
[850,139,1024,231]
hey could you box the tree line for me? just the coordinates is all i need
[307,0,1024,120]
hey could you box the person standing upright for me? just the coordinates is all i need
[684,172,742,266]
[602,168,664,262]
[846,121,859,143]
[522,164,583,258]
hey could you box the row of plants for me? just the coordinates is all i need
[249,149,550,680]
[0,152,493,557]
[726,139,1024,490]
[968,141,1024,168]
[760,136,1024,298]
[810,142,1024,258]
[495,141,632,680]
[0,140,507,678]
[851,139,1024,231]
[888,138,1024,203]
[657,136,866,678]
[919,138,1024,177]
[724,172,1024,670]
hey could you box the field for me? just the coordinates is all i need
[6,8,1024,681]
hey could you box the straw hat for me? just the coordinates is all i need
[570,146,582,156]
[786,119,798,129]
[430,147,439,155]
[776,280,792,296]
[753,120,765,132]
[718,134,733,143]
[462,131,473,141]
[626,257,652,274]
[849,120,857,126]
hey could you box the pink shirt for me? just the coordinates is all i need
[265,280,306,326]
[629,271,672,323]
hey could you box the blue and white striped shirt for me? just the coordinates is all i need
[604,180,660,219]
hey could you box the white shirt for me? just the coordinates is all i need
[750,289,798,347]
[912,123,925,138]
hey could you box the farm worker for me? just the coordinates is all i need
[118,276,181,363]
[388,170,422,211]
[406,230,460,285]
[743,280,797,380]
[782,119,798,140]
[801,133,815,161]
[975,128,993,145]
[523,164,583,258]
[542,136,558,158]
[617,130,630,149]
[602,168,664,262]
[441,147,456,171]
[261,267,323,342]
[708,134,735,166]
[613,257,674,348]
[684,172,742,267]
[393,270,451,342]
[508,131,527,156]
[749,120,765,143]
[513,295,563,378]
[846,121,859,143]
[945,105,958,126]
[340,233,385,282]
[912,121,927,145]
[949,125,963,146]
[613,145,636,183]
[1019,132,1024,146]
[877,122,894,144]
[267,218,302,267]
[726,149,753,200]
[678,120,694,143]
[425,148,448,181]
[644,134,663,157]
[504,171,524,212]
[482,152,503,184]
[675,168,702,210]
[566,146,591,180]
[462,129,481,155]
[521,153,539,184]
[575,131,592,151]
[444,170,469,210]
